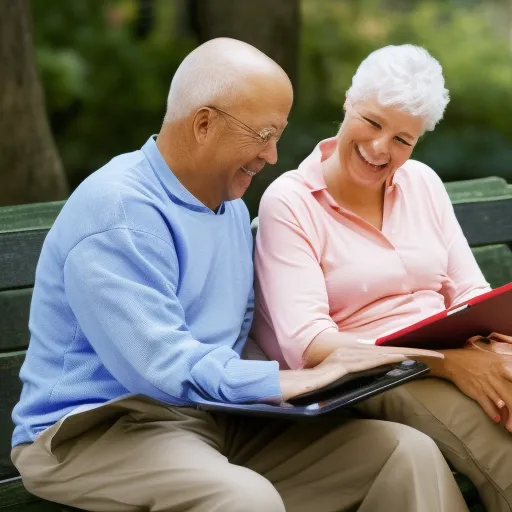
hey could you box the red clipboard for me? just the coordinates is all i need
[375,282,512,349]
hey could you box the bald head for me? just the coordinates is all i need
[164,38,291,123]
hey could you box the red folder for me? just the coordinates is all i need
[375,282,512,349]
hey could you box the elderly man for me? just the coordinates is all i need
[11,38,468,512]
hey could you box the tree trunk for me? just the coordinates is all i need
[189,0,300,89]
[0,0,68,206]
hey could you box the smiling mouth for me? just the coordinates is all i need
[241,166,259,177]
[355,145,389,170]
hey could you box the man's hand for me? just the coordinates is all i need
[279,343,443,403]
[427,333,512,432]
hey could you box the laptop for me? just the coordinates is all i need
[194,360,429,418]
[376,282,512,350]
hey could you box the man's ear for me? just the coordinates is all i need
[193,107,213,145]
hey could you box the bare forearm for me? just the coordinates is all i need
[303,330,358,368]
[303,329,444,369]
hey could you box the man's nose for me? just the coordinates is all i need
[259,140,278,165]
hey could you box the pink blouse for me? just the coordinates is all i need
[252,137,490,369]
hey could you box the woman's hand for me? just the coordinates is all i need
[434,334,512,432]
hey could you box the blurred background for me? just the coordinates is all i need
[1,0,512,217]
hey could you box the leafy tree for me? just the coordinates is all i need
[31,0,195,189]
[295,0,512,183]
[27,0,512,216]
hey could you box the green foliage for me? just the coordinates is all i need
[295,0,512,181]
[30,0,512,216]
[31,0,195,188]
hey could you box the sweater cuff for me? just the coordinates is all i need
[189,347,282,404]
[222,358,282,403]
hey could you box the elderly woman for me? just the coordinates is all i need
[251,45,512,512]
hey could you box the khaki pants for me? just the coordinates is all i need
[355,377,512,512]
[12,395,467,512]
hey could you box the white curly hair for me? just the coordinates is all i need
[346,44,450,132]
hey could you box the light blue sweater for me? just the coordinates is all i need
[12,136,281,447]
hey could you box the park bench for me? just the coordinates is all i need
[2,176,512,511]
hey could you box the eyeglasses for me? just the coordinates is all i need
[207,106,276,144]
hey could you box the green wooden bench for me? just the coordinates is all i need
[2,177,512,511]
[0,201,71,512]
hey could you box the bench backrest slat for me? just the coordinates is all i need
[453,198,512,246]
[0,229,49,291]
[0,289,32,352]
[0,201,63,233]
[0,352,25,480]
